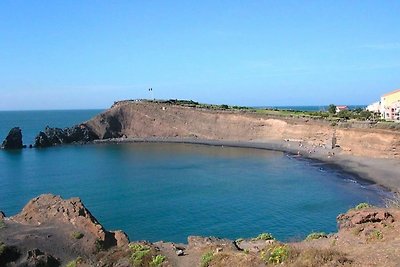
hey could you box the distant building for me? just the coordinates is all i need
[366,101,380,113]
[335,105,349,113]
[380,89,400,120]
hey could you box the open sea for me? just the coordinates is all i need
[0,109,389,243]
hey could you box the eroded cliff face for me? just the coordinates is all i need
[84,101,400,159]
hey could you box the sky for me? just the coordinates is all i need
[0,1,400,110]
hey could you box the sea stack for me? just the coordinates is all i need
[1,127,23,149]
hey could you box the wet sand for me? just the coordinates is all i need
[93,137,400,192]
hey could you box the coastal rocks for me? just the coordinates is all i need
[0,211,5,220]
[1,127,23,149]
[337,208,395,229]
[34,124,99,148]
[12,194,127,248]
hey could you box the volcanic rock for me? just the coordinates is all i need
[34,125,99,148]
[1,127,23,149]
[337,208,395,229]
[12,194,127,248]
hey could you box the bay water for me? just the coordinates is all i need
[0,110,388,243]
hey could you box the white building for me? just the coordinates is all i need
[366,102,380,113]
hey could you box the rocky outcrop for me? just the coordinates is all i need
[34,125,99,148]
[12,194,129,248]
[1,127,23,149]
[337,208,395,229]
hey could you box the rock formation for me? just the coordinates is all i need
[1,127,23,149]
[12,194,129,248]
[34,125,99,148]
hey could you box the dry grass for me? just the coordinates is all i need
[286,247,352,267]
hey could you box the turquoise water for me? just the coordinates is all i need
[0,110,388,243]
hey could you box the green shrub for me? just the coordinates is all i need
[305,232,327,241]
[252,232,275,241]
[71,231,84,239]
[200,251,214,267]
[354,203,371,210]
[129,243,151,267]
[150,255,166,267]
[261,245,289,264]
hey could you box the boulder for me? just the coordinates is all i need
[34,125,99,148]
[0,211,5,220]
[1,127,23,149]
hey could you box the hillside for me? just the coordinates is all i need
[85,100,400,159]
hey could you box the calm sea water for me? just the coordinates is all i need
[0,110,388,243]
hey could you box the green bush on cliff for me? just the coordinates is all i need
[261,245,289,264]
[71,231,84,239]
[305,232,327,241]
[200,251,214,267]
[129,243,151,267]
[150,255,166,267]
[353,203,371,210]
[252,232,275,241]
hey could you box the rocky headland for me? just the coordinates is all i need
[1,195,400,266]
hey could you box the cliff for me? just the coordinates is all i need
[83,100,400,159]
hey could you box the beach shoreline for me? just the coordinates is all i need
[93,137,400,192]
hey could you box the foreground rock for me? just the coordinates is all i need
[34,125,99,148]
[1,127,23,149]
[0,194,129,266]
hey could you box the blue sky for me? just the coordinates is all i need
[1,1,399,110]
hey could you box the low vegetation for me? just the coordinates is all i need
[305,232,327,241]
[369,230,383,241]
[262,245,289,264]
[353,202,372,210]
[71,231,84,239]
[260,243,351,266]
[252,232,275,241]
[150,255,166,267]
[129,243,151,267]
[200,251,214,267]
[0,220,5,229]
